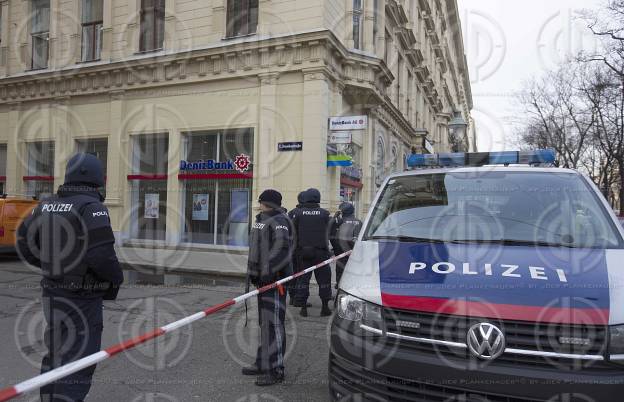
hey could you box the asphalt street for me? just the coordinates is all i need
[0,255,335,402]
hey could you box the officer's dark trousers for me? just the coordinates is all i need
[40,295,103,402]
[295,251,332,304]
[335,254,350,286]
[255,288,286,374]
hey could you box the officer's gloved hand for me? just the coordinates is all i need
[104,284,120,300]
[250,275,260,287]
[259,274,276,287]
[334,211,342,220]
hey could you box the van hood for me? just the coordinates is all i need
[341,241,624,325]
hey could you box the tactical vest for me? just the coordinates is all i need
[33,194,99,293]
[295,207,330,250]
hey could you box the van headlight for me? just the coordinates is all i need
[336,293,383,332]
[609,325,624,360]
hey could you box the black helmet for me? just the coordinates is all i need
[339,202,355,216]
[64,153,105,187]
[305,188,321,204]
[297,191,306,204]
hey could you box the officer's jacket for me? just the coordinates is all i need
[290,203,331,251]
[16,185,124,299]
[330,214,362,253]
[247,210,293,286]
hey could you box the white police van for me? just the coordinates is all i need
[329,150,624,402]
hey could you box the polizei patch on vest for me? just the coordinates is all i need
[408,262,568,283]
[302,210,321,215]
[42,203,74,213]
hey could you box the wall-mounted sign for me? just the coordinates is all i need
[423,138,434,154]
[341,165,363,181]
[277,142,303,152]
[329,115,368,131]
[328,131,352,144]
[180,154,251,173]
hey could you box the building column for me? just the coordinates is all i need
[163,0,176,51]
[107,90,127,236]
[6,102,22,196]
[165,128,181,245]
[212,0,226,39]
[101,0,113,61]
[48,0,60,69]
[125,0,140,57]
[327,81,345,212]
[0,0,9,75]
[19,0,30,71]
[363,0,375,52]
[301,68,331,208]
[51,97,72,190]
[255,72,279,194]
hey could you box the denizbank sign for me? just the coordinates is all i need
[179,154,251,173]
[329,115,368,131]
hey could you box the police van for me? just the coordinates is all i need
[329,150,624,402]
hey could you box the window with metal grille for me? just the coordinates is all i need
[226,0,258,38]
[31,0,49,70]
[139,0,165,53]
[81,0,103,61]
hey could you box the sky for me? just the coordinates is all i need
[458,0,606,152]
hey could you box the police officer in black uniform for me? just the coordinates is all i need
[291,188,332,317]
[244,189,292,386]
[286,191,308,306]
[16,153,124,402]
[330,202,362,287]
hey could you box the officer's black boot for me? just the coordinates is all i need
[299,306,308,317]
[255,371,284,386]
[320,300,332,317]
[242,364,263,375]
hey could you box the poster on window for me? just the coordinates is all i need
[229,189,249,223]
[192,194,210,221]
[144,193,159,219]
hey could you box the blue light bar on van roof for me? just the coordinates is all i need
[406,149,556,168]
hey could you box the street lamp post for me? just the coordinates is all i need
[448,112,468,152]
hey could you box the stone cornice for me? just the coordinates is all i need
[0,30,395,106]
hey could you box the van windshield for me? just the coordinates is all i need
[364,171,623,249]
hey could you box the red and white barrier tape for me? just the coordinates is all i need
[0,251,352,402]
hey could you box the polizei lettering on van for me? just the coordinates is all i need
[409,262,568,283]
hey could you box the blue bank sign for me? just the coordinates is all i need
[179,154,252,173]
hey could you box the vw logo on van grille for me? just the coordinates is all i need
[467,323,506,360]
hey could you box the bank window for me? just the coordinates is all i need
[226,0,259,38]
[81,0,103,61]
[0,144,6,194]
[180,129,254,246]
[31,0,50,70]
[75,138,108,195]
[25,141,55,198]
[352,0,363,49]
[129,134,168,241]
[139,0,165,53]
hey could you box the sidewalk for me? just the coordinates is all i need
[115,244,248,279]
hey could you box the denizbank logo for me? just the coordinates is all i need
[180,154,251,173]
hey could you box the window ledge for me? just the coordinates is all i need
[134,48,164,55]
[222,33,257,41]
[76,58,101,64]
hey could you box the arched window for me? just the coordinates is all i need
[375,137,385,187]
[391,145,398,173]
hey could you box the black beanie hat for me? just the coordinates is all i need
[258,189,282,208]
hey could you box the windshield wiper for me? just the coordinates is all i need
[368,235,446,244]
[448,239,578,248]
